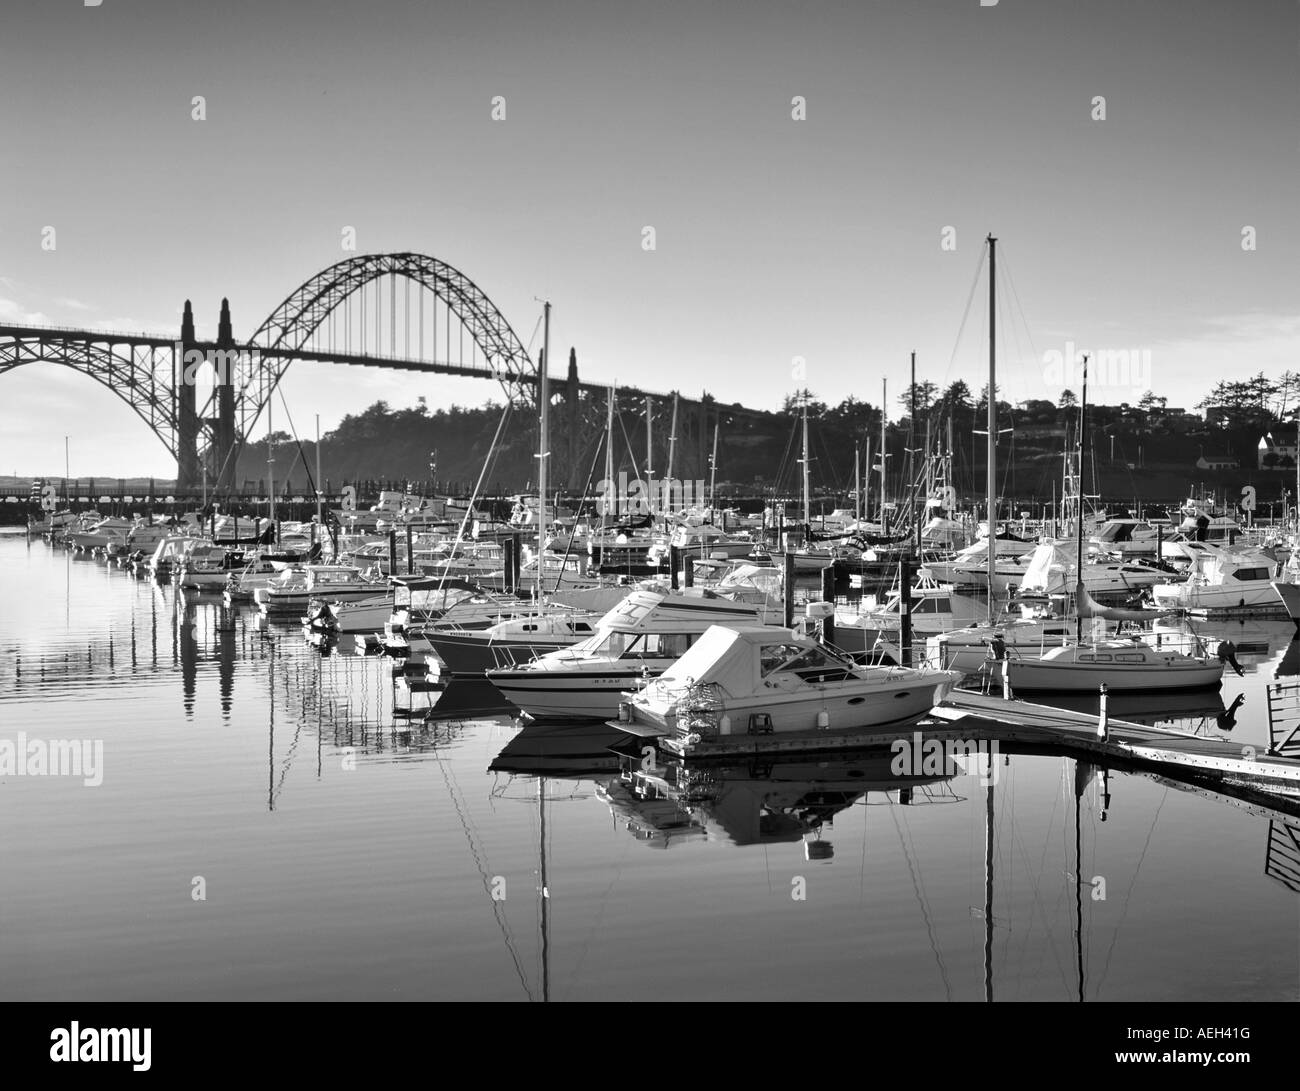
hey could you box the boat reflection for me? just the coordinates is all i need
[595,748,966,851]
[1145,617,1296,671]
[1022,686,1232,730]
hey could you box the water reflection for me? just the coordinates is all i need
[5,535,1300,1002]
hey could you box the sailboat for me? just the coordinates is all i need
[1006,359,1226,693]
[924,236,1073,670]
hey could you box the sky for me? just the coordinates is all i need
[0,0,1296,478]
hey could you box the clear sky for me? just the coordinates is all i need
[1,0,1296,477]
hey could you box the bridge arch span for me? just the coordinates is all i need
[237,252,538,439]
[0,337,179,459]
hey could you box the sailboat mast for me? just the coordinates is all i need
[863,437,871,526]
[800,395,811,526]
[709,419,720,514]
[908,351,916,550]
[644,395,654,520]
[314,413,323,526]
[1075,355,1089,643]
[666,393,678,485]
[854,442,861,523]
[604,385,615,523]
[986,234,997,622]
[879,379,887,528]
[538,302,550,555]
[267,395,276,544]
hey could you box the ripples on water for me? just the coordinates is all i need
[0,532,1296,1001]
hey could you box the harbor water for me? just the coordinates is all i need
[1,532,1296,1001]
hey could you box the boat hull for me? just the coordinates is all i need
[1006,659,1222,693]
[487,667,658,720]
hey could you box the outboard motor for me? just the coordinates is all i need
[1216,640,1244,676]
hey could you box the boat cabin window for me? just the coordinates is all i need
[614,632,692,660]
[1115,653,1145,663]
[1078,653,1112,663]
[1230,567,1270,581]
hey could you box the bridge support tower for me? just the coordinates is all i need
[176,301,200,492]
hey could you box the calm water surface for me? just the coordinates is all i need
[1,533,1297,1001]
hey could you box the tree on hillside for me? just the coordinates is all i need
[939,380,973,413]
[1137,390,1167,412]
[781,390,828,417]
[1058,389,1077,409]
[896,380,939,418]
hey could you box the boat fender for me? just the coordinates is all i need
[1216,640,1243,677]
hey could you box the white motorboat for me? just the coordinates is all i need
[485,587,772,720]
[617,625,960,738]
[922,538,1036,593]
[67,516,134,551]
[832,578,986,655]
[424,610,603,674]
[1017,539,1170,597]
[1150,545,1284,614]
[177,544,237,590]
[254,564,385,616]
[1089,518,1160,558]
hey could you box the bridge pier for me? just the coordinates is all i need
[176,301,200,491]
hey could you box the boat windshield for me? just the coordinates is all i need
[593,631,693,659]
[760,642,854,677]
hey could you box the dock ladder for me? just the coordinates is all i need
[1264,680,1300,757]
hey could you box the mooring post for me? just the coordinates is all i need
[899,558,914,667]
[388,529,397,576]
[1097,682,1109,739]
[684,554,695,588]
[670,545,681,590]
[511,532,522,594]
[820,565,837,648]
[405,524,414,575]
[783,551,797,629]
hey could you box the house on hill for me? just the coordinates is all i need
[1258,431,1299,470]
[1196,453,1238,471]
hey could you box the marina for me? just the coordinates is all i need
[3,0,1296,1041]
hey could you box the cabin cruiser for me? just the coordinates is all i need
[832,578,985,655]
[1160,499,1242,562]
[253,564,385,616]
[423,610,603,674]
[177,544,239,590]
[67,516,135,552]
[922,538,1036,593]
[616,625,960,739]
[1017,539,1170,598]
[485,588,773,720]
[1089,518,1160,558]
[1149,545,1284,614]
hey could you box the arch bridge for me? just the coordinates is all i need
[0,252,759,490]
